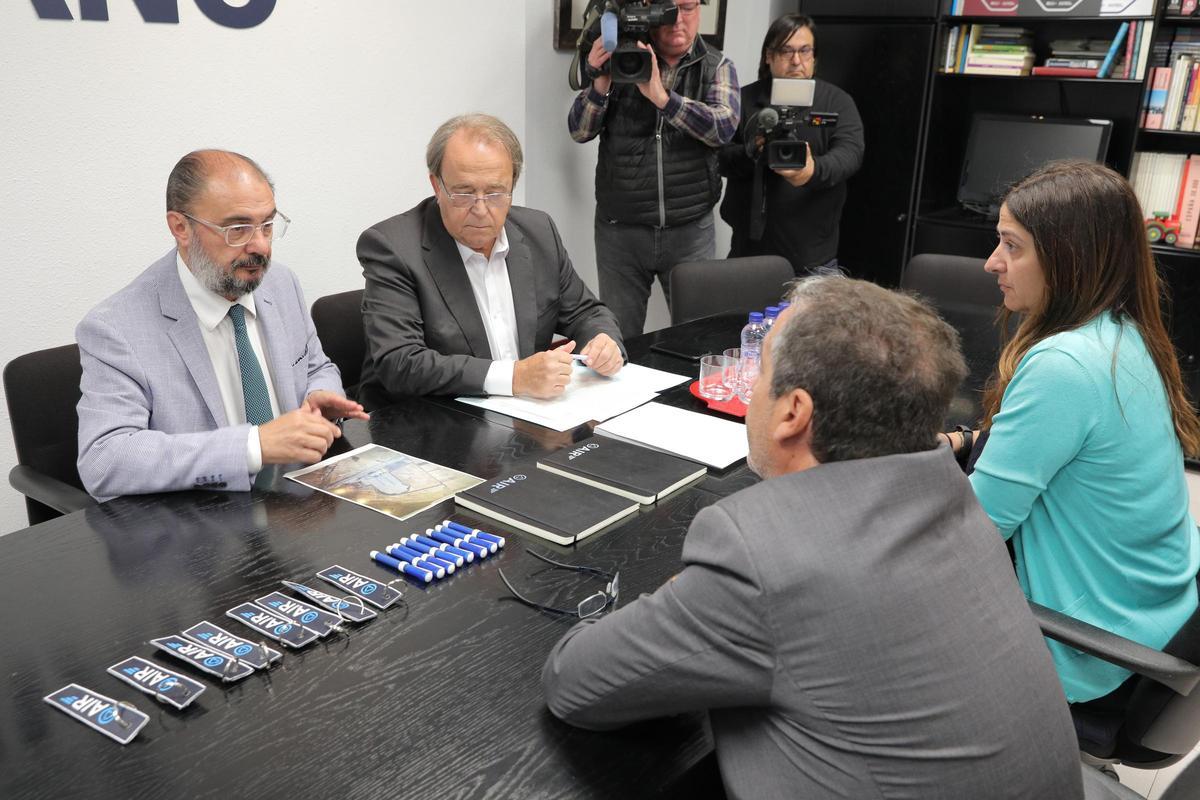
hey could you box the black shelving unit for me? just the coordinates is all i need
[907,0,1200,407]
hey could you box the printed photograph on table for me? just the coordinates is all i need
[286,444,482,522]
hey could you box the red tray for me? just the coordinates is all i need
[688,380,747,418]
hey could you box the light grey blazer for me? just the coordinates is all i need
[76,250,344,500]
[542,447,1084,800]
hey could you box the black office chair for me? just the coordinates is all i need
[310,289,365,401]
[1032,595,1200,775]
[667,256,794,325]
[4,343,96,525]
[901,253,1006,422]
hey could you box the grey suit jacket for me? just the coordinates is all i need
[542,447,1084,799]
[356,197,623,401]
[76,250,344,500]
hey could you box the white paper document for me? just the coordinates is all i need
[595,402,748,470]
[455,363,689,432]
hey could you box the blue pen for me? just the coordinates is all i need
[370,550,432,583]
[414,534,472,565]
[429,527,488,559]
[399,538,459,572]
[437,524,495,557]
[442,520,504,550]
[423,530,477,562]
[385,545,446,579]
[434,525,494,556]
[405,536,465,567]
[390,542,455,575]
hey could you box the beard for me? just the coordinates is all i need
[189,240,270,298]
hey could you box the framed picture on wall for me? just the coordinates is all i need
[554,0,727,52]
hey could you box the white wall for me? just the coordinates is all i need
[0,1,527,533]
[0,0,782,533]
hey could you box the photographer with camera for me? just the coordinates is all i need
[568,0,740,340]
[720,14,863,277]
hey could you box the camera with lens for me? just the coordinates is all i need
[577,1,680,85]
[748,79,839,171]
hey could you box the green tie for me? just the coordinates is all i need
[227,304,274,426]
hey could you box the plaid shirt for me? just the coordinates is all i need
[569,50,740,148]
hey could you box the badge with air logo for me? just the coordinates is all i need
[44,683,149,745]
[107,656,206,710]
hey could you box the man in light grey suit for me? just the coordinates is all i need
[357,113,624,406]
[542,277,1084,798]
[77,150,367,501]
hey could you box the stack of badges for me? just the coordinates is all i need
[368,520,505,584]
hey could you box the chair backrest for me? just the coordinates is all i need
[3,343,85,525]
[668,256,794,325]
[310,289,365,400]
[900,253,1005,394]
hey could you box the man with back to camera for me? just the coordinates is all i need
[357,113,624,405]
[720,14,864,276]
[76,149,368,501]
[541,276,1084,798]
[569,0,740,340]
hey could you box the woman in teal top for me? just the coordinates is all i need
[959,160,1200,707]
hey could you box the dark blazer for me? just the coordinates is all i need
[543,447,1084,799]
[357,197,623,402]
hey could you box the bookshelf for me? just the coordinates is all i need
[912,0,1200,403]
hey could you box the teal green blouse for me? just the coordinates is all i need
[970,312,1199,703]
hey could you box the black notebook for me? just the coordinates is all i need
[537,436,707,505]
[454,465,639,546]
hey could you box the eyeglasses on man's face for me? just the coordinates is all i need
[675,1,701,14]
[183,212,289,247]
[773,45,815,61]
[498,549,619,618]
[437,176,513,210]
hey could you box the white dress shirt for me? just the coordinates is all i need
[454,228,520,396]
[176,254,282,474]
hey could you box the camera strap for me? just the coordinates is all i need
[569,0,608,91]
[750,157,767,242]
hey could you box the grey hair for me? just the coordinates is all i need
[768,275,967,463]
[426,113,523,186]
[166,149,273,214]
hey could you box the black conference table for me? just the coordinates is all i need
[0,313,987,799]
[0,315,776,800]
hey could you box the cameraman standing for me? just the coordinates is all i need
[720,14,864,277]
[569,0,739,340]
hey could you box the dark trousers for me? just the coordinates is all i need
[595,211,716,340]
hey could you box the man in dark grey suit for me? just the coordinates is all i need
[357,114,624,405]
[542,277,1084,798]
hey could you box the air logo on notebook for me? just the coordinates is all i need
[566,443,600,460]
[489,474,527,494]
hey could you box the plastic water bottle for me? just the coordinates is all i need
[763,306,781,332]
[738,312,765,404]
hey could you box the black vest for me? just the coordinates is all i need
[595,40,725,228]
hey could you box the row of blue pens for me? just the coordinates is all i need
[370,520,506,583]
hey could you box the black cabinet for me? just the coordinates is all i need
[798,4,939,286]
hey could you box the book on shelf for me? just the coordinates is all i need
[943,24,1035,75]
[1031,66,1099,77]
[536,435,707,505]
[1099,22,1130,79]
[1184,0,1199,16]
[1178,154,1200,248]
[454,464,639,546]
[1144,67,1172,129]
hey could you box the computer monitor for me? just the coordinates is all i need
[957,113,1113,218]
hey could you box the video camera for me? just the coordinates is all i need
[573,0,680,87]
[748,79,839,171]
